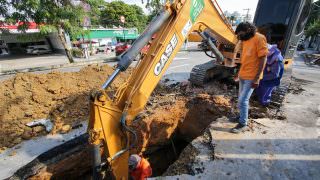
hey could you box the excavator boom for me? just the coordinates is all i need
[88,0,238,179]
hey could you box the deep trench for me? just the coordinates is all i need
[144,134,190,177]
[14,120,222,179]
[11,128,195,179]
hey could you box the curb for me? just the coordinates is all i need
[0,56,117,76]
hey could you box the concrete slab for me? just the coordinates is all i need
[0,121,87,180]
[159,53,320,180]
[161,115,320,179]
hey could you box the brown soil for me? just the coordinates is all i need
[0,65,130,148]
[2,64,279,178]
[0,63,271,167]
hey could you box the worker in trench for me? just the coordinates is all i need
[128,154,152,180]
[230,22,268,133]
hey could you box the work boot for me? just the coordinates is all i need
[228,116,240,123]
[230,123,249,134]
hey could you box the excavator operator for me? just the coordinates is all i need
[230,22,268,134]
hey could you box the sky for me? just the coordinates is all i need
[117,0,259,17]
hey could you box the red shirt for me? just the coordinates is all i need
[130,158,152,180]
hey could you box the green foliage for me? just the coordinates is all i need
[101,1,148,33]
[16,33,44,42]
[143,0,165,22]
[306,0,320,28]
[0,0,9,17]
[72,48,84,58]
[306,19,320,37]
[145,0,163,14]
[0,0,103,40]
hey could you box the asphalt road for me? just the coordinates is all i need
[0,47,212,83]
[106,50,212,83]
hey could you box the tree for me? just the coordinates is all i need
[306,19,320,37]
[0,0,103,63]
[100,1,148,33]
[306,0,320,28]
[305,0,320,48]
[141,0,166,22]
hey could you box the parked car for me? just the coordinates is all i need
[0,48,9,56]
[27,47,52,55]
[26,45,51,54]
[115,43,131,56]
[107,42,116,52]
[97,44,107,53]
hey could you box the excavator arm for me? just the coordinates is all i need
[88,0,238,179]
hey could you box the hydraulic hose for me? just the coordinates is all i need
[109,112,137,161]
[199,32,224,62]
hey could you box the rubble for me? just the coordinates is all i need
[26,119,53,132]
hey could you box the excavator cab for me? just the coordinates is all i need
[254,0,312,67]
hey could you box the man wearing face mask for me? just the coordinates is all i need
[231,22,268,133]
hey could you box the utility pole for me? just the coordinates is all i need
[120,16,126,42]
[243,8,250,22]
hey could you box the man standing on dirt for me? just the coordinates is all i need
[231,22,268,133]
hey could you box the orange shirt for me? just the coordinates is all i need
[239,33,268,80]
[130,158,152,180]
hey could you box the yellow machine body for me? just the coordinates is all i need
[87,0,309,178]
[88,0,237,178]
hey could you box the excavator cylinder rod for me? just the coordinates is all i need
[117,10,171,71]
[92,144,102,180]
[199,32,224,62]
[101,68,121,89]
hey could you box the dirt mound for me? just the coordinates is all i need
[0,63,271,156]
[0,65,130,148]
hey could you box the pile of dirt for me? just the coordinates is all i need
[0,63,272,156]
[0,65,130,148]
[2,66,280,179]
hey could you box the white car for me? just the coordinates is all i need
[97,44,107,52]
[0,48,9,56]
[26,45,51,54]
[27,48,52,55]
[107,42,116,51]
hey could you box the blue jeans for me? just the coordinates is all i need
[238,79,254,125]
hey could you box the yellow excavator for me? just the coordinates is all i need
[88,0,311,179]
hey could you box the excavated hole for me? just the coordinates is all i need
[143,134,190,176]
[16,129,195,179]
[12,81,239,179]
[14,101,221,179]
